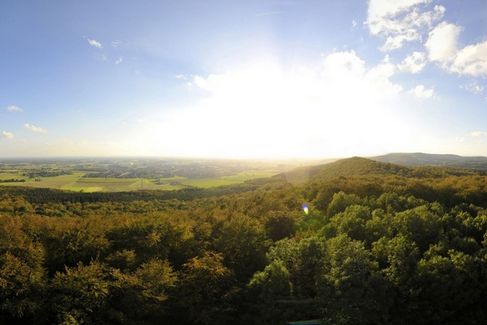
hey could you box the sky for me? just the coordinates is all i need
[1,0,487,159]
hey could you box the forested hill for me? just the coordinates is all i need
[275,156,477,184]
[373,152,487,170]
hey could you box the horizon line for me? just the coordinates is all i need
[1,152,487,161]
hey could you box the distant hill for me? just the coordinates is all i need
[275,156,481,184]
[275,157,417,183]
[372,152,487,170]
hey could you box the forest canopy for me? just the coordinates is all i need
[0,157,487,324]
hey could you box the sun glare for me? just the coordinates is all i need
[125,53,417,159]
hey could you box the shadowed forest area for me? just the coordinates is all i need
[1,157,487,324]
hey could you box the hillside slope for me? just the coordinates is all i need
[373,152,487,170]
[275,157,415,183]
[276,156,478,184]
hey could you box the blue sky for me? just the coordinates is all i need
[1,0,487,158]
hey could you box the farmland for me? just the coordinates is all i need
[0,158,295,192]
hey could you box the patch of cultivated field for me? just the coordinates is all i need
[0,172,84,188]
[0,172,27,180]
[177,170,277,188]
[58,175,163,192]
[0,170,278,192]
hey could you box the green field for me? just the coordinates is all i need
[0,170,277,192]
[176,171,277,188]
[0,172,26,180]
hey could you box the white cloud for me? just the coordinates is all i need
[425,22,487,77]
[115,57,123,65]
[367,0,445,51]
[368,0,428,24]
[470,131,487,137]
[399,51,427,73]
[409,84,434,98]
[365,56,403,95]
[351,20,357,28]
[6,105,23,112]
[461,81,484,94]
[322,50,366,77]
[87,38,102,48]
[381,34,416,52]
[371,2,487,77]
[425,22,461,63]
[450,40,487,77]
[1,131,14,139]
[24,123,47,133]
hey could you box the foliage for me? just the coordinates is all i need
[1,157,487,324]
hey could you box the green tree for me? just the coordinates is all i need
[51,261,111,324]
[249,259,292,298]
[327,192,362,217]
[212,215,268,281]
[318,235,391,325]
[174,252,237,325]
[264,213,296,241]
[0,216,46,321]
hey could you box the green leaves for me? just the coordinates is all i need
[318,235,391,325]
[174,252,237,324]
[51,262,111,324]
[2,168,487,324]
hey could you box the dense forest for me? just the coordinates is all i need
[1,157,487,324]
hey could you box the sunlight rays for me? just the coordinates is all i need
[128,52,418,158]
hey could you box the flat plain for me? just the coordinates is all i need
[0,159,292,192]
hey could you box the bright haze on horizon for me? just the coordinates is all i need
[1,0,487,159]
